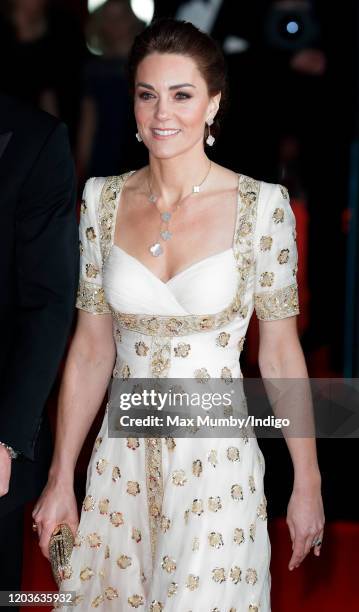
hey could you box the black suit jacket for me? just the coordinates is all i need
[0,95,79,516]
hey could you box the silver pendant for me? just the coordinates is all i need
[160,230,172,241]
[192,185,200,193]
[148,194,157,204]
[149,243,163,257]
[161,211,171,222]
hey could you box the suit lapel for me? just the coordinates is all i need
[0,131,13,161]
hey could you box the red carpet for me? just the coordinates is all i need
[21,501,359,611]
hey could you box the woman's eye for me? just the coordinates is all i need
[139,92,154,100]
[175,92,191,100]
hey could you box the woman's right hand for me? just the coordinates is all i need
[32,477,79,560]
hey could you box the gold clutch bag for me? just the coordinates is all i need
[49,523,74,586]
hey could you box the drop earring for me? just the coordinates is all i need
[206,118,215,146]
[136,131,142,142]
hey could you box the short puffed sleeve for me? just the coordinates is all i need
[75,177,111,314]
[254,183,300,320]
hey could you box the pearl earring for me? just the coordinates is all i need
[136,131,142,142]
[206,118,215,146]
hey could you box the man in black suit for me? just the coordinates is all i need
[0,94,78,603]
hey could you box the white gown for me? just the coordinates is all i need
[55,172,299,611]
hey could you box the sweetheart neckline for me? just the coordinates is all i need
[110,244,236,286]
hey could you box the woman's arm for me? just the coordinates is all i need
[32,310,116,559]
[48,310,116,486]
[258,315,325,570]
[258,315,320,483]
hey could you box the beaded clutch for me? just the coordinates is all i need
[48,524,74,586]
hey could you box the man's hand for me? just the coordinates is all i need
[0,445,12,497]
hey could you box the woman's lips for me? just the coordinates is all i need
[151,128,181,139]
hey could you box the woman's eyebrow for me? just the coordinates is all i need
[136,82,196,90]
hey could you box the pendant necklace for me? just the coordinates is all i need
[147,159,212,257]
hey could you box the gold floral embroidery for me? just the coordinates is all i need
[76,279,111,314]
[98,498,109,514]
[85,263,99,279]
[83,495,95,511]
[279,185,289,200]
[167,582,178,597]
[212,567,226,583]
[227,446,240,462]
[208,449,218,467]
[87,533,102,548]
[216,332,230,347]
[109,512,124,527]
[249,475,256,492]
[80,200,87,215]
[150,338,171,377]
[208,496,222,512]
[165,437,176,451]
[255,283,299,320]
[112,466,121,482]
[127,481,140,496]
[86,227,97,241]
[231,484,243,500]
[127,594,144,608]
[108,174,260,336]
[234,528,245,545]
[80,567,94,581]
[160,516,171,533]
[194,367,211,382]
[121,364,131,379]
[230,566,242,584]
[186,575,199,590]
[208,532,224,548]
[105,588,118,600]
[221,367,233,383]
[259,271,274,287]
[278,248,290,264]
[245,568,258,585]
[150,602,164,612]
[96,458,108,475]
[260,235,273,251]
[191,498,204,515]
[273,207,284,223]
[127,437,139,450]
[174,342,191,357]
[117,555,132,569]
[257,499,267,520]
[238,336,245,352]
[79,240,83,254]
[145,438,163,566]
[92,594,104,607]
[172,469,187,486]
[161,555,176,573]
[135,341,149,356]
[249,606,259,612]
[132,527,142,542]
[192,459,203,476]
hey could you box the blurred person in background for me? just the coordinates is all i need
[0,94,78,610]
[0,0,87,144]
[76,0,145,184]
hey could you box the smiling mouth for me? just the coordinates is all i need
[151,128,181,137]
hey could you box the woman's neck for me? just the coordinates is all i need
[148,147,212,207]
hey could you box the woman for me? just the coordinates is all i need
[33,19,324,611]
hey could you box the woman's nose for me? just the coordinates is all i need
[154,98,170,121]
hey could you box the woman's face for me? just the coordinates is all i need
[134,52,220,159]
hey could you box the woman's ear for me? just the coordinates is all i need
[207,92,221,123]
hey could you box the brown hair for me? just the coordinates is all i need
[128,18,228,141]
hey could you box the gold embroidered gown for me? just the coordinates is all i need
[55,172,299,612]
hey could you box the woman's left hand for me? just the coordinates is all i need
[286,478,325,571]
